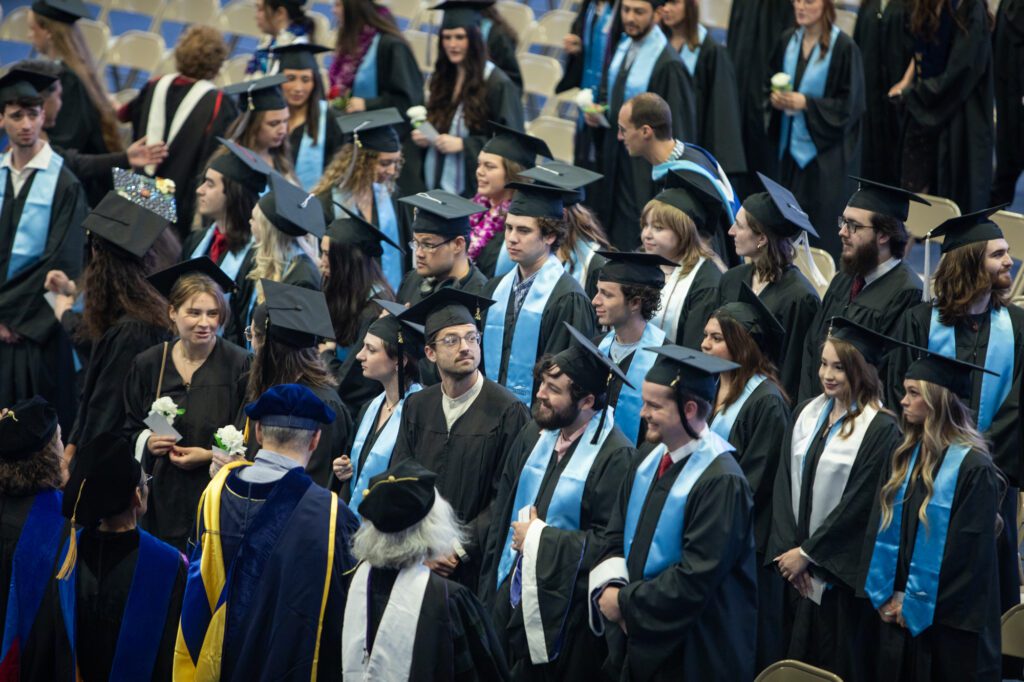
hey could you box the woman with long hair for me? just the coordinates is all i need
[409,4,523,198]
[27,0,122,156]
[769,317,901,681]
[862,352,1003,681]
[222,77,296,181]
[123,259,249,551]
[248,0,318,76]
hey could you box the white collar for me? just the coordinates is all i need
[864,257,900,286]
[668,425,708,463]
[1,141,53,173]
[442,370,484,407]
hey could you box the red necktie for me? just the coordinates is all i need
[849,276,866,302]
[208,227,228,265]
[656,451,674,479]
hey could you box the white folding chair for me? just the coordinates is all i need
[78,17,111,64]
[217,54,252,86]
[160,0,218,26]
[217,0,264,39]
[835,8,857,35]
[526,116,575,162]
[905,193,960,241]
[703,0,733,30]
[105,30,166,90]
[405,29,436,74]
[0,7,31,43]
[496,1,535,38]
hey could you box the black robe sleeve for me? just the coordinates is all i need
[771,273,822,401]
[676,261,723,347]
[445,580,513,681]
[650,53,698,144]
[555,1,591,93]
[539,284,598,358]
[486,25,523,91]
[307,385,353,489]
[50,68,109,155]
[694,38,747,175]
[992,0,1024,204]
[365,34,425,118]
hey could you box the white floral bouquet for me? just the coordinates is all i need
[574,88,606,115]
[771,72,792,93]
[149,396,183,425]
[406,105,428,128]
[213,425,246,456]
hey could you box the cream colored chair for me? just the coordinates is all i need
[382,0,424,27]
[99,0,165,31]
[520,53,563,118]
[526,116,575,163]
[159,0,218,28]
[153,50,178,77]
[496,1,536,39]
[905,193,960,241]
[794,246,836,298]
[704,0,733,30]
[217,0,264,40]
[310,11,333,46]
[835,9,857,35]
[218,54,252,87]
[405,29,436,75]
[755,659,844,682]
[1002,602,1024,658]
[0,7,31,42]
[105,31,166,73]
[525,9,576,53]
[112,88,140,106]
[78,18,112,65]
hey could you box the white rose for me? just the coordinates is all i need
[149,396,181,425]
[214,425,246,456]
[406,105,428,124]
[771,72,792,92]
[574,88,595,109]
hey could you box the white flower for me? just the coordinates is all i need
[149,396,182,425]
[214,425,246,456]
[574,87,595,109]
[406,105,428,125]
[771,72,792,92]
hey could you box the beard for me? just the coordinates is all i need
[840,238,880,278]
[436,352,478,381]
[991,268,1013,292]
[532,398,580,431]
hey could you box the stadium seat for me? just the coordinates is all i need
[526,115,575,163]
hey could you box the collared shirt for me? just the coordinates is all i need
[1,142,53,196]
[512,266,540,320]
[864,257,900,287]
[236,448,304,483]
[667,425,709,464]
[441,370,485,431]
[664,139,686,164]
[609,335,641,364]
[554,422,588,463]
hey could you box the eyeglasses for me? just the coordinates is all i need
[434,332,482,348]
[837,216,872,234]
[408,237,456,253]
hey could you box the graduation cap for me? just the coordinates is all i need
[826,316,898,368]
[258,172,327,237]
[901,345,998,401]
[519,161,603,207]
[507,181,564,219]
[326,206,404,257]
[271,43,331,72]
[31,0,90,23]
[654,170,725,233]
[112,168,178,223]
[398,287,495,340]
[716,283,786,365]
[359,459,438,533]
[82,191,170,260]
[926,205,1007,254]
[846,176,931,223]
[596,250,674,289]
[256,279,336,347]
[741,172,819,239]
[147,256,237,298]
[481,122,552,169]
[223,74,288,112]
[371,298,426,395]
[0,396,58,462]
[244,383,336,429]
[431,0,491,29]
[0,68,57,105]
[555,322,634,443]
[644,345,739,404]
[209,137,273,196]
[337,108,403,153]
[400,190,485,239]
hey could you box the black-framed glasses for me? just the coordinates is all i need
[837,216,872,234]
[408,236,456,253]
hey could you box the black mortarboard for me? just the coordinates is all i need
[846,175,931,223]
[244,383,336,429]
[400,190,484,238]
[432,0,490,29]
[223,74,287,112]
[0,396,58,462]
[519,162,602,207]
[271,43,331,72]
[596,250,674,289]
[655,170,725,233]
[927,205,1007,254]
[373,299,426,396]
[398,287,495,340]
[359,459,438,533]
[256,279,336,347]
[31,0,89,23]
[210,137,273,196]
[556,322,633,395]
[826,316,897,368]
[644,345,739,403]
[62,433,141,527]
[82,192,170,259]
[481,122,552,169]
[0,68,57,104]
[742,172,819,239]
[258,172,326,237]
[716,283,786,365]
[337,108,403,153]
[147,256,237,298]
[507,181,564,219]
[901,346,997,400]
[326,206,404,256]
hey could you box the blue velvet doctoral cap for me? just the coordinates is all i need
[245,383,336,430]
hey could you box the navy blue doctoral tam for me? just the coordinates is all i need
[245,384,336,430]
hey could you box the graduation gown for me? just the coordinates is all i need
[123,338,251,551]
[48,67,109,157]
[992,0,1024,205]
[49,144,131,208]
[392,379,531,591]
[768,29,865,258]
[287,109,344,189]
[396,262,489,306]
[485,21,523,91]
[797,261,922,403]
[597,444,757,681]
[860,448,1002,682]
[323,299,383,420]
[0,159,87,432]
[359,33,425,119]
[653,258,722,348]
[225,251,321,347]
[684,32,747,176]
[480,420,636,679]
[718,263,820,399]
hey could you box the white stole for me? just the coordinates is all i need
[651,258,706,341]
[143,74,215,175]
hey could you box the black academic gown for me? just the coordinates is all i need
[687,33,747,176]
[768,30,865,258]
[49,143,131,208]
[0,160,87,433]
[392,378,531,592]
[718,263,820,399]
[480,420,637,680]
[992,0,1024,205]
[768,403,902,682]
[363,33,425,119]
[481,269,598,394]
[853,0,913,186]
[486,22,523,92]
[599,446,757,682]
[49,67,109,157]
[397,262,489,306]
[70,318,172,448]
[123,338,251,551]
[663,258,722,348]
[474,233,505,280]
[797,262,922,403]
[323,299,383,420]
[859,448,1003,682]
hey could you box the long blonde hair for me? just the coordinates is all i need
[247,204,319,303]
[641,198,713,274]
[879,380,989,531]
[310,142,402,199]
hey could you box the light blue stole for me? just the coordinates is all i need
[677,24,708,76]
[352,33,381,98]
[564,238,598,288]
[779,26,840,168]
[0,151,62,280]
[709,374,767,441]
[864,443,971,636]
[348,384,422,517]
[598,324,665,443]
[607,27,668,104]
[581,2,613,93]
[495,407,617,588]
[495,240,515,278]
[927,306,1013,432]
[483,254,564,405]
[295,99,329,191]
[624,430,733,578]
[374,185,404,293]
[651,146,739,219]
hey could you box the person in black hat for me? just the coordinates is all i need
[46,432,186,682]
[721,171,822,399]
[797,177,927,403]
[589,344,757,681]
[770,317,902,681]
[176,383,358,681]
[345,459,510,680]
[0,67,90,434]
[863,348,1004,682]
[481,182,597,407]
[0,396,67,679]
[480,322,637,679]
[121,257,250,551]
[411,1,524,198]
[390,287,530,592]
[223,75,296,181]
[702,283,792,669]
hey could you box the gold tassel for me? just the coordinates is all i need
[56,480,86,581]
[243,416,251,445]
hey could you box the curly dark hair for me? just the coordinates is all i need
[427,26,491,133]
[0,430,64,496]
[537,216,568,251]
[620,283,663,321]
[174,25,229,80]
[79,238,172,341]
[870,213,909,259]
[534,354,607,410]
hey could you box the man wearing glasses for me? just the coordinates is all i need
[391,288,530,593]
